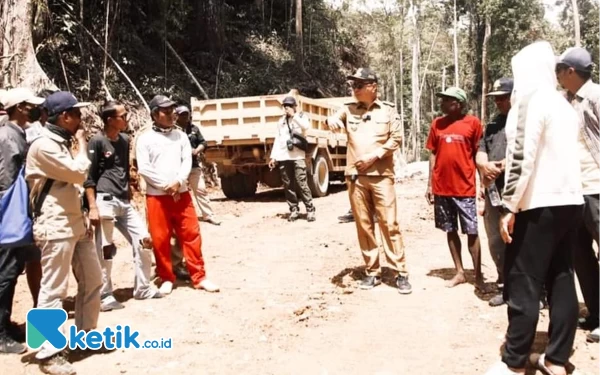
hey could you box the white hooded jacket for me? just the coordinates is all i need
[502,41,584,213]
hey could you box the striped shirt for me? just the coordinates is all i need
[568,80,600,194]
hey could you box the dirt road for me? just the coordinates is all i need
[2,176,598,375]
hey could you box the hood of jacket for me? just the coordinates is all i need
[511,41,558,105]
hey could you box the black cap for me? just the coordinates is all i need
[44,91,91,116]
[282,96,297,106]
[346,68,378,82]
[487,77,514,96]
[149,95,176,111]
[557,47,593,72]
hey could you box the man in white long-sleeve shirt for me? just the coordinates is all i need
[268,96,315,222]
[135,95,219,295]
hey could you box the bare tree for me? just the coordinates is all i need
[480,16,491,124]
[295,0,303,67]
[0,0,55,90]
[399,0,406,159]
[572,0,581,47]
[452,0,460,87]
[410,0,421,161]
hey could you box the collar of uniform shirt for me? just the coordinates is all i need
[6,121,26,135]
[574,79,595,100]
[356,99,383,111]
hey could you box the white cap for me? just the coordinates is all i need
[1,88,45,109]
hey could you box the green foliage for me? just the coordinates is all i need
[34,0,367,103]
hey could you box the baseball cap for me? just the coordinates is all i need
[175,105,190,114]
[282,96,297,106]
[149,95,176,111]
[346,68,378,82]
[1,88,45,109]
[42,91,90,117]
[557,47,593,72]
[436,87,467,102]
[487,77,514,96]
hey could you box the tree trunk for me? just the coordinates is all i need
[295,0,303,67]
[399,0,406,159]
[572,0,581,47]
[0,0,55,90]
[410,0,421,162]
[480,16,491,124]
[442,66,447,91]
[453,0,460,87]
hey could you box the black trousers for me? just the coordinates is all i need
[502,205,583,368]
[0,246,27,337]
[572,194,599,321]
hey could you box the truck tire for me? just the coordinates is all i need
[221,173,257,199]
[308,154,329,197]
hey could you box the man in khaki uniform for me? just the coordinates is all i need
[327,68,411,294]
[25,91,102,374]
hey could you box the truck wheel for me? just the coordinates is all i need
[308,154,329,197]
[221,173,257,199]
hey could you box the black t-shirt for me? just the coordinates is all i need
[478,113,507,191]
[84,133,130,200]
[185,124,207,168]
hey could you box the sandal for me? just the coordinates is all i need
[529,354,555,375]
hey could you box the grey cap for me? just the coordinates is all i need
[282,96,297,106]
[175,105,190,114]
[149,95,176,111]
[557,47,593,72]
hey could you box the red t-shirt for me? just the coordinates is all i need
[426,114,482,197]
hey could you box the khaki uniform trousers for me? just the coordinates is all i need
[35,234,102,360]
[348,175,408,277]
[189,167,214,219]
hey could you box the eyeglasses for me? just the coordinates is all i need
[113,112,131,121]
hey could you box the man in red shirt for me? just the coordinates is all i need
[425,87,485,290]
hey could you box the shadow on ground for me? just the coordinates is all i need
[427,268,497,302]
[212,182,347,203]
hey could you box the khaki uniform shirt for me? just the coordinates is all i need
[330,99,402,176]
[25,128,91,241]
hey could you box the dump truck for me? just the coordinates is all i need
[190,91,350,199]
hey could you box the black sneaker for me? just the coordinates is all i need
[174,266,191,281]
[359,276,381,290]
[338,210,354,223]
[396,275,412,294]
[40,352,76,375]
[288,210,299,222]
[7,322,25,343]
[0,335,27,354]
[579,316,600,331]
[307,210,316,222]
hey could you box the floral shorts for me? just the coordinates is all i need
[434,196,478,235]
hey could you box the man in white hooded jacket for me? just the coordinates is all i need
[485,41,584,375]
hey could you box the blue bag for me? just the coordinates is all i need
[0,166,34,248]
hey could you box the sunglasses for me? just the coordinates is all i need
[348,81,374,90]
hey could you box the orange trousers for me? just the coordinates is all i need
[146,192,206,285]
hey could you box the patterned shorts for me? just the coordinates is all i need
[434,196,478,235]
